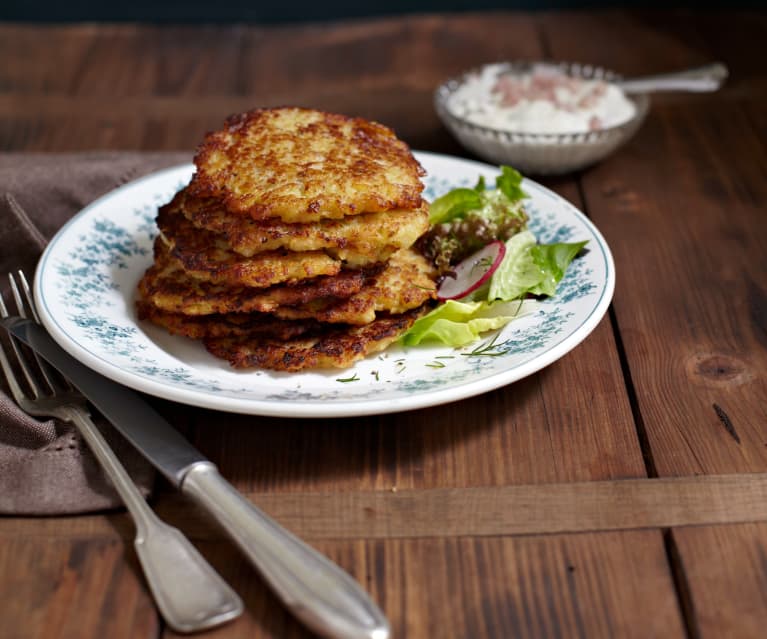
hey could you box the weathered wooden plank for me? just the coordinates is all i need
[672,524,767,639]
[535,9,710,76]
[156,473,767,540]
[235,13,540,96]
[7,473,767,542]
[67,24,246,97]
[0,24,99,93]
[598,104,766,473]
[0,536,158,639]
[160,532,685,639]
[634,9,767,89]
[0,91,441,151]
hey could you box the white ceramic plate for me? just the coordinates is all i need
[34,151,614,417]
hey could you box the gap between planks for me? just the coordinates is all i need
[3,473,767,541]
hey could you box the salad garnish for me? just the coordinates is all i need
[436,240,506,301]
[419,166,528,273]
[404,165,588,348]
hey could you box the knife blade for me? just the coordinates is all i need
[2,315,391,639]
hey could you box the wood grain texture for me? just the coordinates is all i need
[0,536,158,639]
[594,101,767,475]
[151,473,767,539]
[4,474,767,542]
[672,524,767,639]
[0,526,687,638]
[158,533,685,639]
[0,15,541,153]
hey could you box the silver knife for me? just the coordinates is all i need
[3,316,390,639]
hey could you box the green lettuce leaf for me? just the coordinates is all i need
[489,233,588,301]
[495,165,526,201]
[528,241,588,296]
[428,165,527,226]
[400,299,533,347]
[487,230,538,301]
[428,188,482,225]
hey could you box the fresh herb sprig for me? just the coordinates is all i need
[461,333,512,357]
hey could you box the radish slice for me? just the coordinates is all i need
[437,240,507,301]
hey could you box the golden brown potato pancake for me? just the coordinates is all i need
[188,107,425,222]
[172,189,429,262]
[270,248,437,325]
[137,250,375,315]
[138,246,433,323]
[157,211,349,287]
[204,306,428,371]
[136,302,323,341]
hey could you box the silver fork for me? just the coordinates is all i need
[0,271,244,634]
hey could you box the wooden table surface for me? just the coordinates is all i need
[2,9,766,639]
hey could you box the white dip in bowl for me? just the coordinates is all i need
[448,63,636,135]
[435,61,649,174]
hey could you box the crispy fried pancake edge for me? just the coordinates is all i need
[204,306,430,371]
[137,250,377,315]
[173,189,429,261]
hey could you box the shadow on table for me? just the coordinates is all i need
[183,368,548,491]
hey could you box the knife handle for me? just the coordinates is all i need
[181,462,390,639]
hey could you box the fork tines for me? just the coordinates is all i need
[0,271,68,400]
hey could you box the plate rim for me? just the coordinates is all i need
[34,151,615,418]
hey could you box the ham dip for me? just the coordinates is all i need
[447,63,636,135]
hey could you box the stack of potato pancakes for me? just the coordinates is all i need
[137,107,437,371]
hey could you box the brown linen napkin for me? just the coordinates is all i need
[0,152,189,515]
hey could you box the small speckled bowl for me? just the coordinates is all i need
[434,61,650,175]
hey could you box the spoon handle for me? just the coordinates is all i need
[618,62,728,94]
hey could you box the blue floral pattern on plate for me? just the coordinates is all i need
[35,152,614,417]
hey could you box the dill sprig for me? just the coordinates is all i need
[336,373,360,382]
[461,333,511,357]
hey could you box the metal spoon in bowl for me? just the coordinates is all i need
[617,62,728,94]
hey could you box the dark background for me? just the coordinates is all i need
[2,1,761,23]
